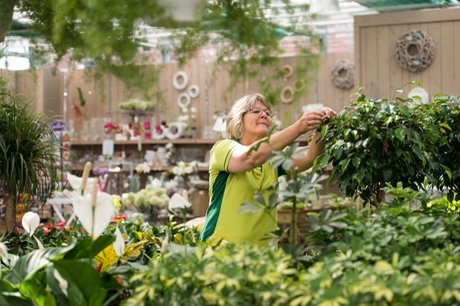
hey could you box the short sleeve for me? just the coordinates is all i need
[210,139,239,172]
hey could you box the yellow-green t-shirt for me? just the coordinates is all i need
[200,139,286,246]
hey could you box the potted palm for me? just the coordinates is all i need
[0,89,60,235]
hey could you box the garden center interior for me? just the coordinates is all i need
[1,0,460,225]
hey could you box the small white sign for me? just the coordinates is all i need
[102,139,114,157]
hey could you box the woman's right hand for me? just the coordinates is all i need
[296,111,324,134]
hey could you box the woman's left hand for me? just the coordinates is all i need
[321,107,337,121]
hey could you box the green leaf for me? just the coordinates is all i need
[282,159,294,171]
[63,236,113,260]
[352,157,360,168]
[5,241,77,285]
[53,260,106,306]
[318,154,331,169]
[341,158,351,172]
[238,203,263,214]
[18,275,52,306]
[395,129,405,141]
[328,222,347,229]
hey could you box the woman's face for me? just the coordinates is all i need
[242,100,273,140]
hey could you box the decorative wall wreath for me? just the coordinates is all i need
[172,71,188,90]
[152,127,166,139]
[280,86,294,104]
[330,59,355,90]
[188,85,200,98]
[395,29,434,73]
[281,65,294,79]
[294,79,306,91]
[177,93,191,108]
[165,122,185,140]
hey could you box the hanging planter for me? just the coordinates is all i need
[146,0,207,28]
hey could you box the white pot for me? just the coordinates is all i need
[147,0,207,27]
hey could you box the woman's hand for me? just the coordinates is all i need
[320,107,337,122]
[296,111,324,134]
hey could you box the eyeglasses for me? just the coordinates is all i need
[247,108,274,118]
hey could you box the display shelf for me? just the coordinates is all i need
[70,138,219,146]
[70,165,209,172]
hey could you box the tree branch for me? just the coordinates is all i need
[0,0,18,43]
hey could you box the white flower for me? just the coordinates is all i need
[190,107,197,113]
[185,165,194,174]
[181,107,188,113]
[0,242,9,266]
[71,170,114,240]
[169,193,191,210]
[22,211,40,237]
[67,172,96,196]
[166,143,173,149]
[136,162,150,174]
[191,114,196,120]
[73,192,114,240]
[113,227,125,257]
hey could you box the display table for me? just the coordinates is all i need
[48,197,77,224]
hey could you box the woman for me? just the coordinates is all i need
[200,93,336,246]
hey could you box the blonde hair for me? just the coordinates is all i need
[226,93,273,139]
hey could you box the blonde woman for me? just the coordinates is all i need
[200,93,336,246]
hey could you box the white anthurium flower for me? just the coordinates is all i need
[169,193,191,210]
[113,227,125,257]
[53,269,68,297]
[22,211,40,237]
[0,242,9,266]
[72,180,115,240]
[67,172,96,196]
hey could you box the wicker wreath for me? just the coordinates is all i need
[395,29,434,73]
[331,59,354,90]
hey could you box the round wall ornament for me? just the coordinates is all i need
[395,29,434,73]
[172,71,188,90]
[165,122,185,140]
[177,93,191,108]
[152,127,166,139]
[294,79,306,91]
[281,65,294,79]
[280,86,294,104]
[188,85,200,98]
[330,59,355,90]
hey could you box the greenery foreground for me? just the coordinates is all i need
[0,184,460,306]
[1,82,460,305]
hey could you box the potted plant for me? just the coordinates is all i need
[428,94,460,201]
[0,89,60,235]
[312,82,448,207]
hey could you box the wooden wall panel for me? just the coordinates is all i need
[455,20,460,95]
[355,8,460,99]
[2,52,356,135]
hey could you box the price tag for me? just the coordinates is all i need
[102,139,114,157]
